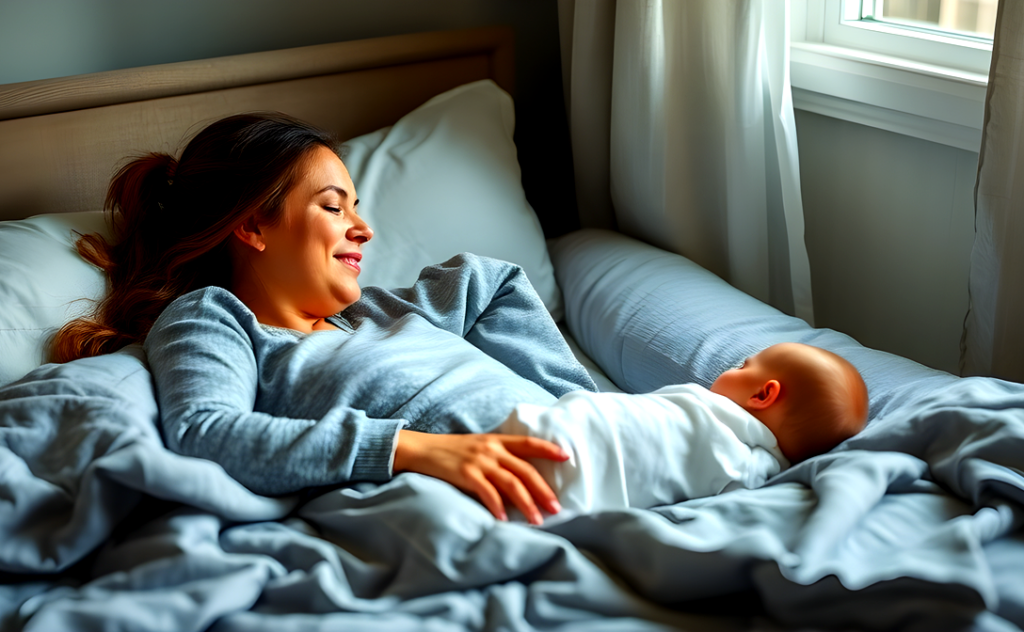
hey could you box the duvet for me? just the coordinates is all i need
[2,229,1023,631]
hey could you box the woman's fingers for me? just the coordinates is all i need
[393,431,564,525]
[497,452,562,517]
[501,435,569,462]
[486,465,544,525]
[464,467,508,522]
[494,435,566,516]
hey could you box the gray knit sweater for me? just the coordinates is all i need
[144,254,597,495]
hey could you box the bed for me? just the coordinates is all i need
[1,26,1022,632]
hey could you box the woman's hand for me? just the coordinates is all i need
[393,430,567,525]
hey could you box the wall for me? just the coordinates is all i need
[0,0,579,236]
[795,110,977,374]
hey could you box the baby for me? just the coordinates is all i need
[499,342,869,516]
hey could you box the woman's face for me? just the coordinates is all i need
[242,146,372,322]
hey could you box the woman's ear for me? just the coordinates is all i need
[232,218,266,252]
[746,379,781,410]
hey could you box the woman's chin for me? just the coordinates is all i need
[333,286,361,312]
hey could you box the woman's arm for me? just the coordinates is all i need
[348,253,598,396]
[145,288,404,496]
[146,287,566,522]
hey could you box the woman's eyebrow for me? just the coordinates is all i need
[316,185,359,209]
[317,185,348,197]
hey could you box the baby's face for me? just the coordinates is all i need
[710,348,777,408]
[710,343,823,410]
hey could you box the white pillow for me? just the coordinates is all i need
[341,79,563,319]
[0,212,111,387]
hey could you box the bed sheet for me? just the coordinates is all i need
[2,242,1024,631]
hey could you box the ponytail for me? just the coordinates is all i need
[51,113,337,362]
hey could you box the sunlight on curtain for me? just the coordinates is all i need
[961,0,1024,382]
[558,0,814,323]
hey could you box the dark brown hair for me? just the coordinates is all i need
[52,112,337,362]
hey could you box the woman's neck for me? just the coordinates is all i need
[231,280,334,334]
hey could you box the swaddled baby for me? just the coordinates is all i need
[499,343,868,515]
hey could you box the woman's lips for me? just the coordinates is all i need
[335,252,361,272]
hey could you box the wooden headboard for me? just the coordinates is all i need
[0,27,513,221]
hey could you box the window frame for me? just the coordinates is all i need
[790,0,992,152]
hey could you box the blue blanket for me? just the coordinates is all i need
[2,230,1024,631]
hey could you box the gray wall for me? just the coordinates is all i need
[795,110,977,374]
[0,0,580,236]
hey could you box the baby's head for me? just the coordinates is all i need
[710,343,868,462]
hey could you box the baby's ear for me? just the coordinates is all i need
[747,379,781,410]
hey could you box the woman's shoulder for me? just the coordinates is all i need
[165,285,248,313]
[144,286,263,372]
[151,286,258,333]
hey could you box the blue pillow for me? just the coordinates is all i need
[548,228,956,422]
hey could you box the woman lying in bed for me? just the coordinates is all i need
[53,113,864,526]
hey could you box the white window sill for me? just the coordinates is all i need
[790,41,988,152]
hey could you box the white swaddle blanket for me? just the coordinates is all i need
[499,384,790,514]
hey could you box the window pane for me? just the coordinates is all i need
[874,0,997,39]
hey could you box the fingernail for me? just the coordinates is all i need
[532,512,544,525]
[498,511,508,522]
[548,500,562,514]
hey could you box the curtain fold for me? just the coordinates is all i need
[558,0,813,323]
[962,0,1024,382]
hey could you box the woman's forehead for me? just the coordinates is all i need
[298,146,354,192]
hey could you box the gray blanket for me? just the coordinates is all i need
[2,230,1024,630]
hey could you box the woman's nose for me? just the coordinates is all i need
[348,215,373,244]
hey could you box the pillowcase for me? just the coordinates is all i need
[340,79,563,320]
[0,212,111,387]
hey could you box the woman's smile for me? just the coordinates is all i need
[335,251,362,272]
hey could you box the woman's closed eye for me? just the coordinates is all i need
[324,203,359,215]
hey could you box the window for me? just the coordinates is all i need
[790,0,996,151]
[823,0,995,74]
[855,0,997,39]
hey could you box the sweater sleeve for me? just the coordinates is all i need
[348,253,598,397]
[144,288,405,496]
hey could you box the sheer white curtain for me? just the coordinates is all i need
[962,1,1024,382]
[557,0,813,322]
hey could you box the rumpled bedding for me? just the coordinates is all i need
[3,233,1024,631]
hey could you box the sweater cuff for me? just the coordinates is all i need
[351,419,408,482]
